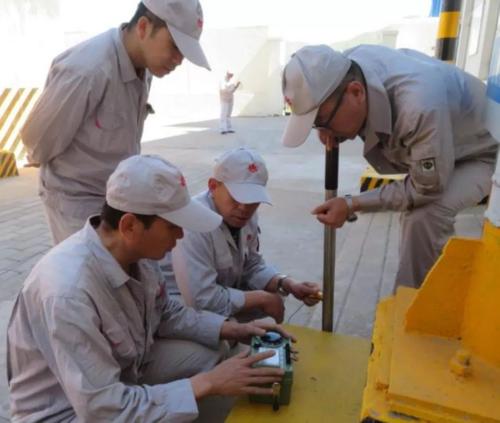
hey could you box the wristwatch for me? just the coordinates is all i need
[276,274,290,296]
[344,194,358,222]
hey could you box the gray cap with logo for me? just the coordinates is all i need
[213,147,272,205]
[107,155,222,232]
[281,45,351,148]
[142,0,210,70]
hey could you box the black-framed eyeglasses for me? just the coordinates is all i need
[313,86,347,130]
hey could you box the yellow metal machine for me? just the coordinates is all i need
[361,220,500,422]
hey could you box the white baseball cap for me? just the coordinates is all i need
[142,0,210,70]
[281,45,351,148]
[106,155,221,232]
[213,148,272,205]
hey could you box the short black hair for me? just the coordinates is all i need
[335,60,366,91]
[100,202,156,230]
[127,2,167,34]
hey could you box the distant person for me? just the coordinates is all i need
[164,147,321,322]
[22,0,211,244]
[280,44,497,289]
[7,154,291,422]
[219,71,241,134]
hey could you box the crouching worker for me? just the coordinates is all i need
[164,147,321,323]
[7,154,291,422]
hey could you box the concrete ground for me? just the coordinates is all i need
[0,116,486,420]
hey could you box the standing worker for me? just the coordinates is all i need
[22,0,211,244]
[280,45,498,289]
[219,71,241,134]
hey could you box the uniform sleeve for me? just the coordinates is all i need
[242,218,278,290]
[358,104,455,212]
[156,294,226,350]
[175,231,246,317]
[32,296,199,422]
[21,65,100,164]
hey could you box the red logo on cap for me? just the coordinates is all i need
[285,96,292,106]
[180,175,186,187]
[197,18,203,28]
[248,163,258,173]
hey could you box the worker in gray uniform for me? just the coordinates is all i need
[281,45,498,289]
[22,0,210,245]
[7,155,292,422]
[219,71,241,134]
[164,147,321,322]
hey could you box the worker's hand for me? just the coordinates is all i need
[24,162,40,168]
[190,349,284,398]
[317,129,340,149]
[312,197,349,228]
[242,291,284,323]
[260,292,285,323]
[288,281,322,306]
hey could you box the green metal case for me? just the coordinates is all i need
[249,331,293,408]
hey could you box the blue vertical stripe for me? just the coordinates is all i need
[487,77,500,104]
[430,0,442,16]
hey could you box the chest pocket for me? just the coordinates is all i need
[96,106,125,131]
[101,319,137,366]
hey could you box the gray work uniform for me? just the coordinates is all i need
[22,27,151,244]
[164,191,278,317]
[348,45,498,288]
[7,217,226,422]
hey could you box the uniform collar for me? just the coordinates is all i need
[112,26,141,83]
[83,217,131,289]
[356,62,393,154]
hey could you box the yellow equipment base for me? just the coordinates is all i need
[227,324,371,423]
[362,221,500,422]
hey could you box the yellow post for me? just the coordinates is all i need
[435,0,462,63]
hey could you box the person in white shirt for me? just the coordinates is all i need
[219,71,241,134]
[164,147,321,322]
[22,0,211,245]
[7,154,292,422]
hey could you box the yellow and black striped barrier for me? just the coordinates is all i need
[435,0,462,62]
[0,87,40,175]
[359,166,405,192]
[0,150,19,178]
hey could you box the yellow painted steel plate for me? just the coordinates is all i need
[389,288,500,422]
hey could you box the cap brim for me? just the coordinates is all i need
[160,199,221,232]
[281,108,318,148]
[225,183,272,205]
[169,26,211,71]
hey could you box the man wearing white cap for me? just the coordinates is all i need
[164,147,321,322]
[281,44,498,289]
[7,155,292,422]
[219,71,241,134]
[22,0,211,245]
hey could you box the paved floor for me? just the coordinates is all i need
[0,116,486,420]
